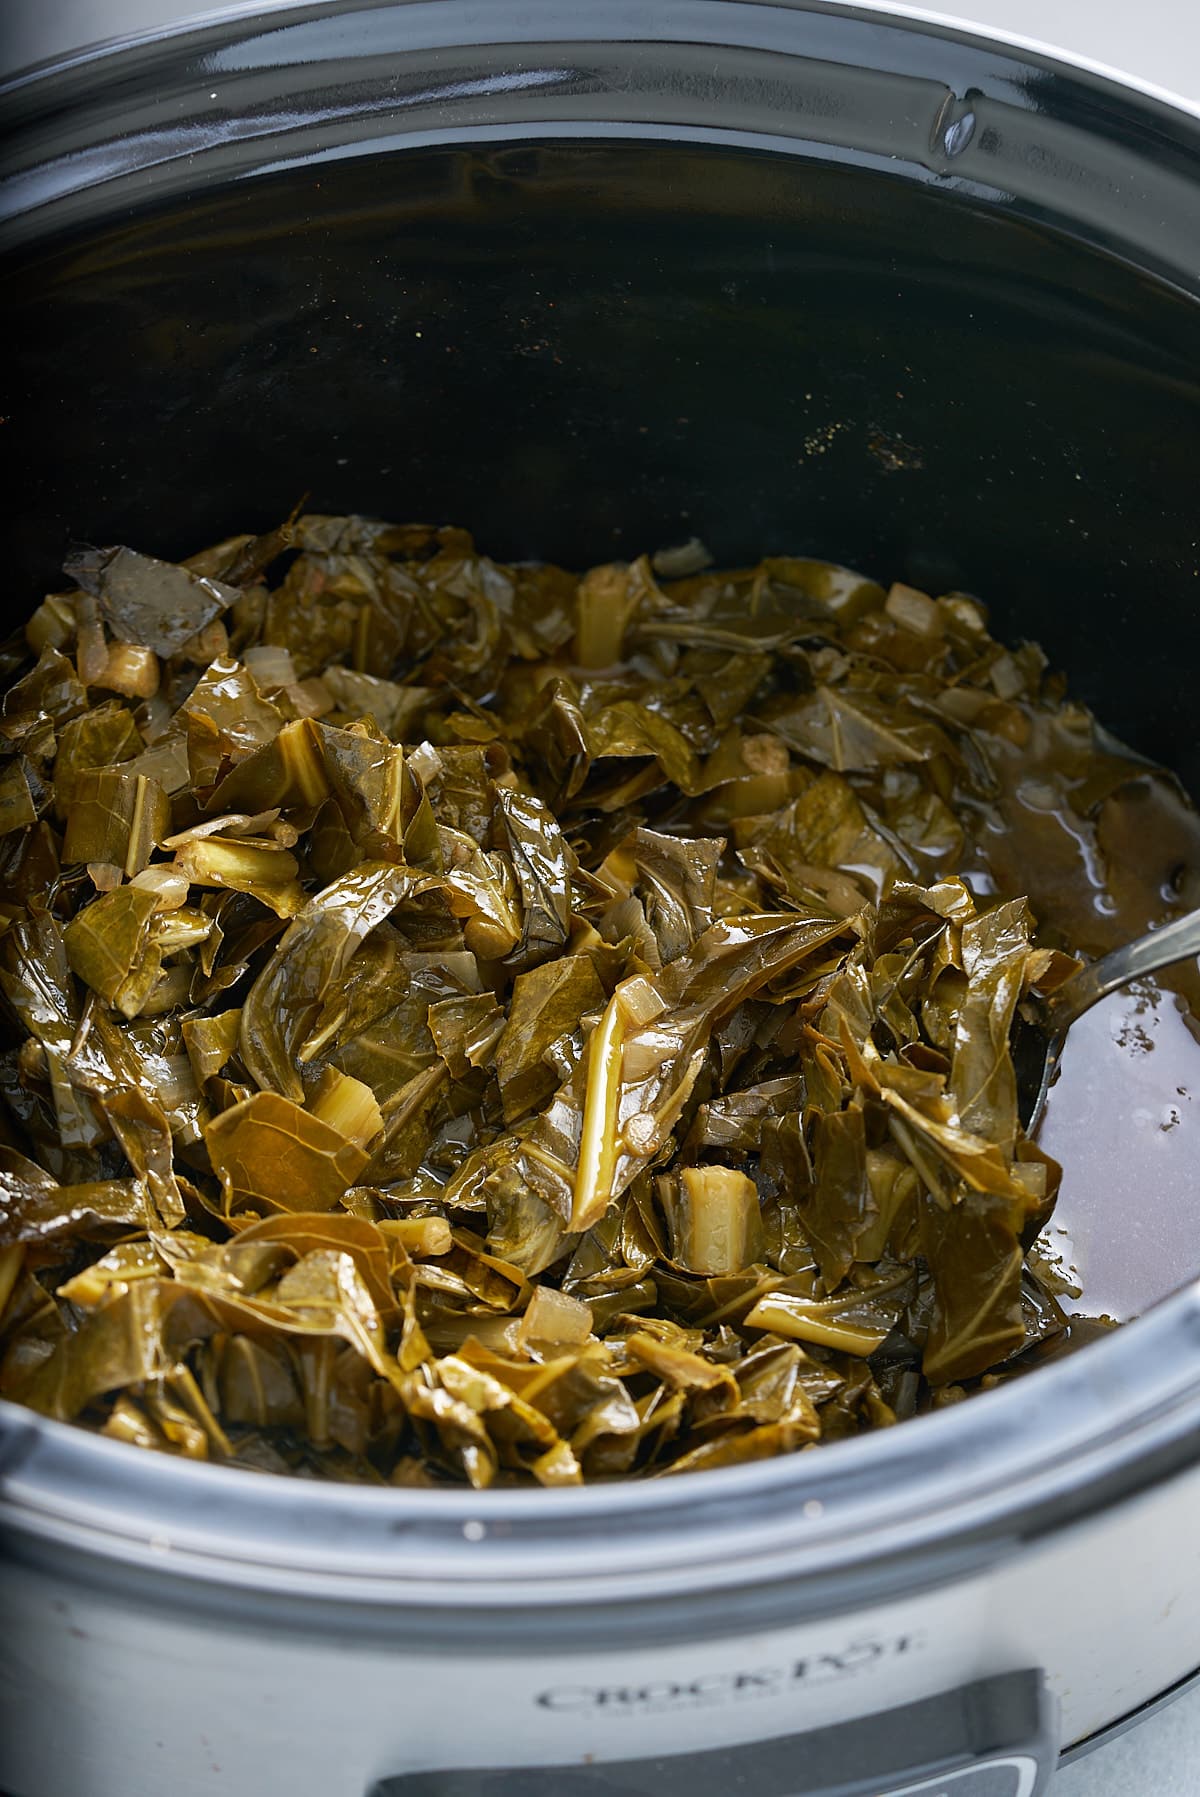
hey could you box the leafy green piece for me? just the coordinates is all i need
[744,1262,914,1355]
[495,957,606,1124]
[949,898,1033,1152]
[803,1105,875,1289]
[63,886,162,1017]
[919,1190,1028,1384]
[182,657,287,792]
[0,1157,151,1245]
[426,993,506,1077]
[736,771,903,901]
[496,787,573,966]
[573,558,660,668]
[239,863,412,1101]
[633,826,722,963]
[68,544,237,657]
[433,828,522,958]
[587,701,703,796]
[206,1091,371,1213]
[172,835,304,917]
[201,716,331,816]
[320,667,435,739]
[0,758,42,836]
[61,769,170,875]
[684,1078,800,1158]
[1,646,87,755]
[763,683,953,774]
[0,817,61,905]
[659,1413,820,1474]
[522,676,591,804]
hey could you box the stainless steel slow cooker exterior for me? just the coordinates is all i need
[5,1300,1200,1794]
[3,6,1200,1794]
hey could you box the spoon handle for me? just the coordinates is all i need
[1047,903,1200,1036]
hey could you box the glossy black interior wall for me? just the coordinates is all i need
[5,140,1199,786]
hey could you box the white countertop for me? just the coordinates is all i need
[863,0,1200,106]
[1056,1682,1200,1796]
[5,0,1200,106]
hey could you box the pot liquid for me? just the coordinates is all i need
[984,762,1200,1321]
[1040,981,1198,1321]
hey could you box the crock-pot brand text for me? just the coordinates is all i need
[536,1634,924,1712]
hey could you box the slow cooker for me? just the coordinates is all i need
[2,4,1200,1794]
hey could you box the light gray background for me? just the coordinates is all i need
[3,0,1200,99]
[4,1,1200,1792]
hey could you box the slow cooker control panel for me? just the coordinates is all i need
[370,1670,1055,1795]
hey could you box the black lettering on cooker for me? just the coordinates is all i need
[733,1670,782,1693]
[536,1687,594,1711]
[535,1636,924,1711]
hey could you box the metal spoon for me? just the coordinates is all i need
[1015,903,1200,1131]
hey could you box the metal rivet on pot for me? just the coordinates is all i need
[942,110,976,157]
[463,1519,486,1541]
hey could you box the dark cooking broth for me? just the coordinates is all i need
[1041,981,1200,1321]
[975,739,1200,1013]
[981,744,1200,1322]
[0,519,1198,1486]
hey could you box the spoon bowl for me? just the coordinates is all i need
[1015,905,1200,1131]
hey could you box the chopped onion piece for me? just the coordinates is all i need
[130,865,191,910]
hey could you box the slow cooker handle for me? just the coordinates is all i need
[365,1667,1056,1795]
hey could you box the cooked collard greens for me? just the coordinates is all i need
[0,517,1195,1485]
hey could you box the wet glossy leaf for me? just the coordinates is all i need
[495,957,606,1124]
[63,886,162,1017]
[496,786,573,966]
[68,543,238,657]
[239,862,412,1100]
[206,1091,372,1213]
